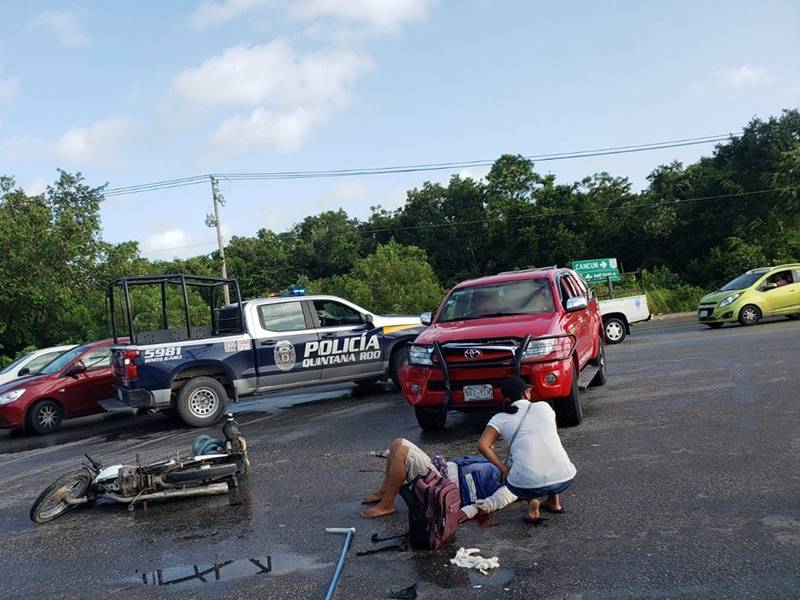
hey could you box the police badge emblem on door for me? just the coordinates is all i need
[274,340,297,372]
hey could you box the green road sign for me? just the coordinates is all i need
[572,258,621,282]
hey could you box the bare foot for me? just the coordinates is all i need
[526,498,541,520]
[361,505,396,518]
[361,493,383,504]
[542,497,563,512]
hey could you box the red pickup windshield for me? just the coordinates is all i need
[438,279,555,322]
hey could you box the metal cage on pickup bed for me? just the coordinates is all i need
[108,274,245,345]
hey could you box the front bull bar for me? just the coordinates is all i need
[431,334,533,416]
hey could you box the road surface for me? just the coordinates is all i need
[1,315,798,599]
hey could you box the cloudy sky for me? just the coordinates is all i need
[1,1,798,259]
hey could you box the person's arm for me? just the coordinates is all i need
[477,426,509,480]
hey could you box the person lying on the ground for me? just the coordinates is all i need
[477,376,577,524]
[360,437,518,519]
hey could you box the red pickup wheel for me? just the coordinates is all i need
[414,406,446,431]
[554,367,582,427]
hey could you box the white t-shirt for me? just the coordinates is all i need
[487,400,576,489]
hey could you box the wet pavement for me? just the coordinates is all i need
[1,316,799,599]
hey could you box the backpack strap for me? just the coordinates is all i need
[503,402,532,464]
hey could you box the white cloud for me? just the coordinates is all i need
[210,107,316,152]
[292,0,434,33]
[23,177,47,196]
[54,118,132,164]
[26,9,89,47]
[171,40,372,153]
[189,0,271,29]
[171,40,370,112]
[717,65,773,87]
[139,224,231,259]
[0,76,19,103]
[2,117,132,166]
[189,0,434,33]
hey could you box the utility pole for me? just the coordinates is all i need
[206,176,230,304]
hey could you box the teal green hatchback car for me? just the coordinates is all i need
[698,264,800,328]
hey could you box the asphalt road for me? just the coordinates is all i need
[1,315,798,599]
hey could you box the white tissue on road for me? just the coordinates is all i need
[450,547,500,575]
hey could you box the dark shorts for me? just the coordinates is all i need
[506,478,574,501]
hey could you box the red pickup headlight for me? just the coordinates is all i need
[520,335,575,362]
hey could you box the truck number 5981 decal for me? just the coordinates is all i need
[143,346,183,363]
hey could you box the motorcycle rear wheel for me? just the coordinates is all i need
[30,470,91,524]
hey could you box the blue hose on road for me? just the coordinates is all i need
[324,527,355,600]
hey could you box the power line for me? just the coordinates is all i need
[136,186,793,255]
[102,133,733,198]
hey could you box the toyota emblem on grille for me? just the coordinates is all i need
[464,348,482,360]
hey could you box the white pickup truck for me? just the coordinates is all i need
[598,294,651,344]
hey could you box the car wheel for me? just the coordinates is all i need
[705,323,724,329]
[554,367,582,427]
[389,345,409,390]
[589,341,607,387]
[26,400,64,435]
[603,317,626,344]
[414,406,446,431]
[176,377,228,428]
[738,305,761,326]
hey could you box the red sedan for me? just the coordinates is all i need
[0,339,122,434]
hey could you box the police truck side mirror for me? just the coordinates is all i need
[420,312,432,326]
[364,313,375,328]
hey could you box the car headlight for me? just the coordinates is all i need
[718,293,741,307]
[408,345,433,366]
[521,336,575,361]
[522,338,556,359]
[0,389,25,405]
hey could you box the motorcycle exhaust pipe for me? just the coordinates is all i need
[102,483,229,503]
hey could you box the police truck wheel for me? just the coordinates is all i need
[414,406,446,431]
[603,317,626,344]
[176,377,228,428]
[26,400,64,435]
[554,368,582,428]
[738,305,761,326]
[389,345,409,390]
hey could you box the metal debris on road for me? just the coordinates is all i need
[450,547,500,575]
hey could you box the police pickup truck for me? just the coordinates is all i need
[105,275,423,427]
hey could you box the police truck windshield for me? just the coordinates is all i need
[438,279,555,322]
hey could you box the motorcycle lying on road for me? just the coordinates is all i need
[30,413,249,524]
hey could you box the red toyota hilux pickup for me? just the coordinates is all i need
[399,267,607,430]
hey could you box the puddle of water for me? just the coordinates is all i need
[129,553,330,590]
[467,568,514,588]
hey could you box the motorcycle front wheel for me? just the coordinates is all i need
[30,470,91,524]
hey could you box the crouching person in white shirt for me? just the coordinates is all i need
[477,376,577,524]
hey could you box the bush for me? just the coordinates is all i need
[311,241,445,314]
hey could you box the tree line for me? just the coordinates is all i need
[1,109,798,361]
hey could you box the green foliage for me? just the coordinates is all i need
[313,241,444,314]
[1,109,798,357]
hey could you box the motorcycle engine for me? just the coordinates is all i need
[117,466,140,497]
